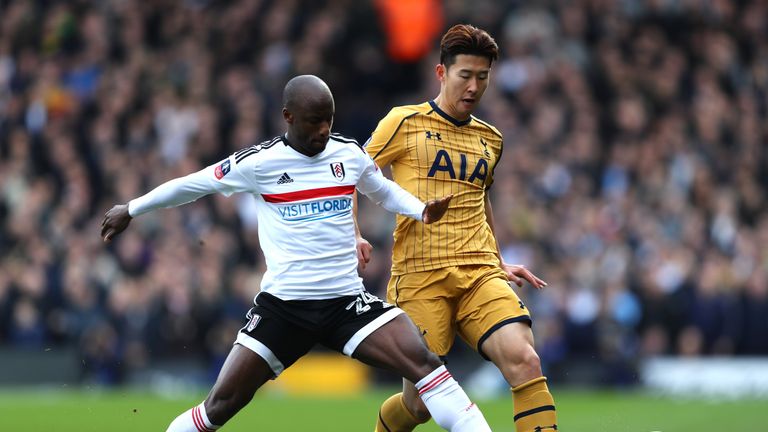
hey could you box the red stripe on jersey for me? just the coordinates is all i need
[418,370,452,395]
[262,185,355,203]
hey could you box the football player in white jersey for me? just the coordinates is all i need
[101,75,492,432]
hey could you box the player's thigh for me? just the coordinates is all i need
[351,313,441,382]
[481,321,542,387]
[317,290,440,382]
[235,295,316,378]
[386,271,458,357]
[456,266,532,360]
[208,343,273,404]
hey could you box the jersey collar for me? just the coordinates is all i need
[428,100,472,127]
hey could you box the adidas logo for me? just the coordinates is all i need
[276,172,293,184]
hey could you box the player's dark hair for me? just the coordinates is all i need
[439,24,498,68]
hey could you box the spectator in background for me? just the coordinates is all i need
[0,0,766,389]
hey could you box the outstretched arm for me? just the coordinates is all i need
[101,157,251,242]
[484,194,547,289]
[357,164,452,224]
[101,170,218,242]
[356,151,453,223]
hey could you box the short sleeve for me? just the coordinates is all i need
[364,108,410,168]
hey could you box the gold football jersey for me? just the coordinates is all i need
[365,101,503,275]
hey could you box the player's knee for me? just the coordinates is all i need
[499,345,542,381]
[204,389,254,424]
[412,345,443,374]
[400,346,443,382]
[521,348,542,375]
[424,349,443,369]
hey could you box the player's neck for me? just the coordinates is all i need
[283,133,321,157]
[433,95,471,122]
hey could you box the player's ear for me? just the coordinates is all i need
[282,108,293,124]
[436,63,446,83]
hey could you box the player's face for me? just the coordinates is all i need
[284,99,334,156]
[436,54,491,120]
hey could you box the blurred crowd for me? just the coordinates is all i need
[1,0,767,386]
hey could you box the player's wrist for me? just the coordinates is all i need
[126,201,137,218]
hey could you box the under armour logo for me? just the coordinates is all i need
[425,131,442,140]
[519,300,526,310]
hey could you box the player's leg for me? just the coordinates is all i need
[377,380,428,432]
[459,265,558,432]
[166,344,272,431]
[345,307,490,431]
[482,323,557,432]
[373,270,460,432]
[168,295,315,431]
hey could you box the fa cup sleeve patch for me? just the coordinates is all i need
[215,159,231,180]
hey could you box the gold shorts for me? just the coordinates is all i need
[387,264,531,360]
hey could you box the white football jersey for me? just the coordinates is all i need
[129,133,425,300]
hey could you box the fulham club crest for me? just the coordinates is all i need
[246,313,261,332]
[330,162,345,181]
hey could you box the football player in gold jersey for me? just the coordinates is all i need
[360,24,558,432]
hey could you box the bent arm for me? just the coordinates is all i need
[485,193,547,289]
[352,191,373,270]
[484,193,504,262]
[357,169,424,220]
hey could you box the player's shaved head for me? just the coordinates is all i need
[283,75,334,112]
[281,75,335,157]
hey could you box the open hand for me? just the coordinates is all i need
[422,195,453,224]
[503,263,547,290]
